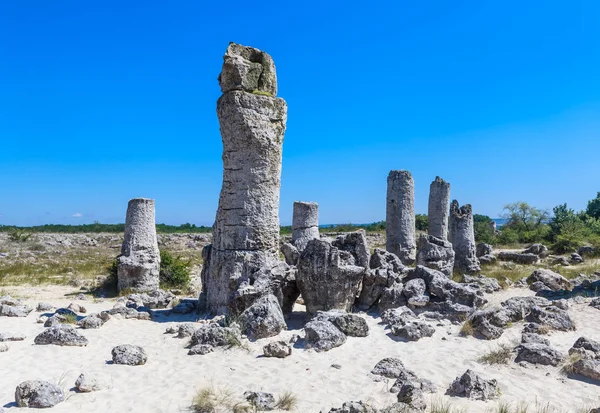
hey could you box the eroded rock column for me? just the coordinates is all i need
[291,201,319,250]
[428,176,451,240]
[117,198,160,292]
[449,200,480,274]
[203,43,287,315]
[386,170,416,265]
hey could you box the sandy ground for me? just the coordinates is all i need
[1,285,600,413]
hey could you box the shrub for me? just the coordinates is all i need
[159,250,191,288]
[7,228,32,242]
[415,214,428,231]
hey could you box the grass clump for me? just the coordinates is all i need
[275,391,298,411]
[159,250,191,289]
[428,398,466,413]
[61,313,78,325]
[560,353,582,376]
[459,319,474,337]
[478,343,513,365]
[191,386,250,413]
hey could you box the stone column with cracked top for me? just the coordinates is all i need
[428,176,451,240]
[386,170,416,265]
[449,200,480,274]
[117,198,160,292]
[202,43,288,314]
[291,201,319,251]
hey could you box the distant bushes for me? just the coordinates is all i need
[159,250,191,288]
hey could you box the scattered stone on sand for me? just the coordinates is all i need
[313,310,369,337]
[78,312,110,329]
[190,323,241,348]
[67,302,87,313]
[34,325,89,347]
[111,344,148,365]
[244,391,276,410]
[75,373,102,392]
[188,344,214,356]
[447,370,500,400]
[36,302,55,312]
[304,320,347,352]
[263,340,292,358]
[238,294,286,340]
[527,269,570,291]
[515,342,564,366]
[15,380,65,408]
[0,332,26,342]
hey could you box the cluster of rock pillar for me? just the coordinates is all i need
[117,198,160,293]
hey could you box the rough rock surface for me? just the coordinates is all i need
[244,391,276,411]
[390,321,435,341]
[569,336,600,359]
[34,325,88,346]
[280,242,299,266]
[238,294,286,340]
[0,332,26,342]
[190,323,241,348]
[463,274,501,293]
[515,342,564,366]
[449,201,480,274]
[416,234,455,276]
[326,401,377,413]
[522,244,548,256]
[356,249,405,311]
[572,359,600,381]
[15,380,64,408]
[78,313,110,329]
[291,201,319,251]
[527,269,570,291]
[332,231,370,269]
[522,333,550,346]
[497,252,539,265]
[0,304,31,317]
[313,310,369,337]
[111,344,148,365]
[386,170,416,265]
[305,320,347,352]
[188,344,214,355]
[201,43,287,315]
[447,370,499,400]
[297,239,364,314]
[525,306,575,331]
[476,243,493,257]
[263,340,292,358]
[428,176,451,240]
[117,198,160,293]
[75,373,101,392]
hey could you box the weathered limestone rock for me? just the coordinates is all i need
[305,319,347,352]
[201,43,287,315]
[447,370,499,400]
[515,342,564,366]
[476,243,493,258]
[428,176,451,240]
[263,340,292,358]
[497,252,539,265]
[15,380,64,408]
[292,201,319,251]
[356,249,405,311]
[416,234,455,277]
[332,231,370,269]
[238,294,286,340]
[527,269,570,291]
[386,170,416,265]
[34,325,88,347]
[111,344,148,366]
[296,239,365,314]
[449,201,480,274]
[117,198,160,293]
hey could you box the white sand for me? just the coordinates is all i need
[1,285,599,412]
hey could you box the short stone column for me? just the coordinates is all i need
[291,201,319,251]
[117,198,160,292]
[428,176,451,240]
[386,170,416,265]
[449,200,480,274]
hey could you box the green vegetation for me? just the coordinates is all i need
[415,214,428,231]
[250,89,274,97]
[159,250,191,288]
[191,385,250,413]
[7,228,32,242]
[478,343,513,365]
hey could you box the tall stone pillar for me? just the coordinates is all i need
[203,43,288,315]
[386,170,416,265]
[449,200,480,274]
[291,201,319,251]
[428,176,451,240]
[117,198,160,292]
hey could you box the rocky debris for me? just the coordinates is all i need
[521,333,550,346]
[67,302,87,313]
[238,294,286,340]
[0,303,32,317]
[403,278,428,305]
[103,307,151,320]
[522,244,548,256]
[75,373,101,392]
[478,254,497,265]
[200,43,287,315]
[476,243,493,257]
[415,234,455,277]
[572,359,600,381]
[36,302,55,312]
[0,332,26,342]
[170,299,197,314]
[449,201,480,274]
[381,307,416,326]
[527,269,570,291]
[44,314,71,327]
[280,242,299,266]
[305,320,347,352]
[188,344,214,355]
[244,391,276,411]
[15,380,64,408]
[525,306,575,331]
[111,344,147,365]
[292,201,320,251]
[463,274,502,293]
[387,170,416,265]
[332,231,370,269]
[190,323,241,349]
[569,337,600,360]
[578,245,595,257]
[515,342,564,366]
[570,253,585,264]
[263,340,292,358]
[591,298,600,310]
[357,249,405,311]
[447,370,499,400]
[552,256,571,266]
[313,311,369,337]
[390,321,435,341]
[126,289,177,309]
[371,358,414,379]
[297,239,364,314]
[397,382,426,410]
[326,401,377,413]
[428,176,451,240]
[497,252,539,265]
[117,198,161,293]
[34,325,88,346]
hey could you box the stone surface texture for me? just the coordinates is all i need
[428,176,451,240]
[449,201,480,274]
[386,170,416,265]
[291,201,319,251]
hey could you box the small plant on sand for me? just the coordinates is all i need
[478,343,513,365]
[428,398,465,413]
[191,385,250,413]
[62,313,78,325]
[495,401,529,413]
[275,391,298,411]
[560,352,582,376]
[459,319,474,337]
[225,331,249,352]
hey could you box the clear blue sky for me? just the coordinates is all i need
[1,1,599,226]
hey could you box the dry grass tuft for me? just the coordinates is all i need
[191,386,250,413]
[478,343,513,365]
[459,319,474,337]
[275,391,298,411]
